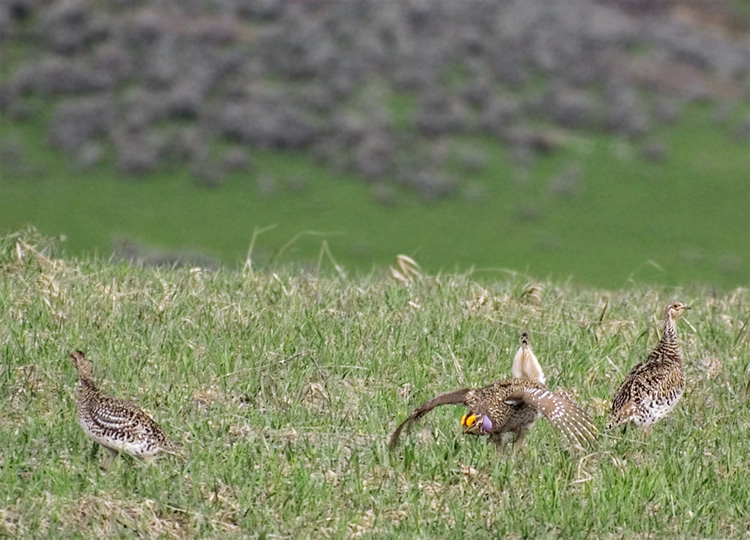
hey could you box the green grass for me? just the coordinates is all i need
[1,231,749,538]
[1,102,748,289]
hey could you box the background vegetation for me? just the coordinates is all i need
[1,232,749,538]
[1,0,749,289]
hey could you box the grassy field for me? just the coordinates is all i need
[1,231,749,539]
[1,102,749,290]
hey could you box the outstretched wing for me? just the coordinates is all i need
[389,388,470,449]
[505,387,599,449]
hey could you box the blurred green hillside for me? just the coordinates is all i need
[1,0,749,288]
[3,103,748,289]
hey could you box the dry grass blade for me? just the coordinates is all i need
[389,254,421,285]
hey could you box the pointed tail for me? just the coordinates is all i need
[389,388,470,449]
[511,332,546,385]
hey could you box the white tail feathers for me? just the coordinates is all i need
[511,333,546,385]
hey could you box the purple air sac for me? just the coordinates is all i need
[482,415,493,432]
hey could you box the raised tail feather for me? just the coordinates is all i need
[511,333,545,385]
[389,388,470,449]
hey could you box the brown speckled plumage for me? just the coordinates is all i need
[390,334,598,451]
[70,351,181,465]
[608,302,690,430]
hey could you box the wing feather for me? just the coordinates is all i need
[389,388,471,449]
[510,387,599,448]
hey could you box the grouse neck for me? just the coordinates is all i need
[657,311,681,361]
[77,374,99,396]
